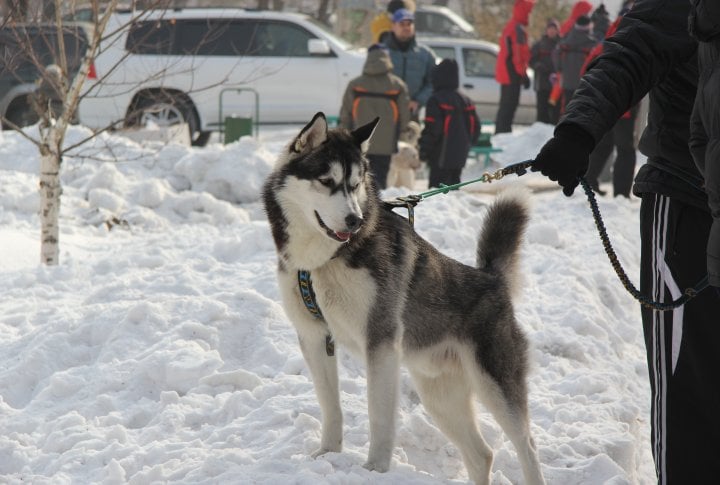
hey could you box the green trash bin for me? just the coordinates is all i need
[224,116,253,144]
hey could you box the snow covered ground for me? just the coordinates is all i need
[0,122,655,484]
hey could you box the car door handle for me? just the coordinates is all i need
[463,83,474,89]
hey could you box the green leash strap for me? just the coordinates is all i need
[386,159,709,311]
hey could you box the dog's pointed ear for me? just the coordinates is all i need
[351,117,379,153]
[292,112,328,154]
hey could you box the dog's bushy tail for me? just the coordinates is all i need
[476,186,530,297]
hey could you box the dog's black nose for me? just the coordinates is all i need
[345,214,363,232]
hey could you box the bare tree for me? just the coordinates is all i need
[2,0,180,264]
[316,0,333,26]
[462,0,569,43]
[2,0,30,22]
[3,0,340,265]
[36,1,121,265]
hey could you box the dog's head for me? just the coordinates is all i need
[400,120,422,145]
[266,112,379,246]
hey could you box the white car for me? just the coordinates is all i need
[419,37,537,125]
[78,8,365,145]
[414,5,479,39]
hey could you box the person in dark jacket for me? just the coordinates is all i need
[552,15,597,112]
[548,0,595,108]
[689,1,720,296]
[582,2,638,197]
[530,19,560,124]
[382,8,435,121]
[590,3,611,42]
[419,59,480,188]
[558,0,593,37]
[493,0,534,134]
[532,0,720,482]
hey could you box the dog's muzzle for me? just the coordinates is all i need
[315,211,362,242]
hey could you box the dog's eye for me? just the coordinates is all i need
[319,178,334,188]
[350,183,360,192]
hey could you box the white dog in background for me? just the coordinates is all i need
[386,121,422,189]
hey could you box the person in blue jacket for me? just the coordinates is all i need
[382,8,435,121]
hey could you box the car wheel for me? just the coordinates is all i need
[4,97,39,129]
[129,94,207,146]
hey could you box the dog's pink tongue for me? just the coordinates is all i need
[335,232,351,241]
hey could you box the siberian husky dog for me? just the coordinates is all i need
[262,112,545,485]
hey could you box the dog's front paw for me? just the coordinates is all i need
[311,446,341,459]
[363,458,390,473]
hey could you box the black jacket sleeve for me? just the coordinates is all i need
[559,0,696,144]
[689,0,720,286]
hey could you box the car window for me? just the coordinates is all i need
[0,26,87,81]
[251,21,315,57]
[463,47,495,77]
[429,46,455,61]
[126,20,173,55]
[417,12,455,36]
[126,19,319,58]
[174,20,253,56]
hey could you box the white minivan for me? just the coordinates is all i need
[78,8,365,145]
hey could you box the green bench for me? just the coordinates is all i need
[470,130,503,168]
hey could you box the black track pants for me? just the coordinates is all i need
[639,193,720,484]
[367,154,391,190]
[494,82,521,134]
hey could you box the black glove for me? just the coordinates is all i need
[522,76,531,90]
[532,124,595,196]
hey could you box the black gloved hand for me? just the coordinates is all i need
[522,76,531,90]
[531,124,595,196]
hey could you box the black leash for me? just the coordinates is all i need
[577,176,709,311]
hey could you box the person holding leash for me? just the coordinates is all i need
[532,0,720,483]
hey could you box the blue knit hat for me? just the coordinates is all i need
[392,8,414,23]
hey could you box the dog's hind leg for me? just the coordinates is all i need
[409,369,494,485]
[472,372,546,485]
[364,342,400,473]
[298,330,343,457]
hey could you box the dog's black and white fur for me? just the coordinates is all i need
[262,112,545,485]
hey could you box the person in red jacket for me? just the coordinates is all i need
[493,0,534,134]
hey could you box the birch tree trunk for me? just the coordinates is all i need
[39,129,62,265]
[36,0,118,265]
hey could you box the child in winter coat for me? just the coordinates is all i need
[419,59,480,188]
[339,44,411,189]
